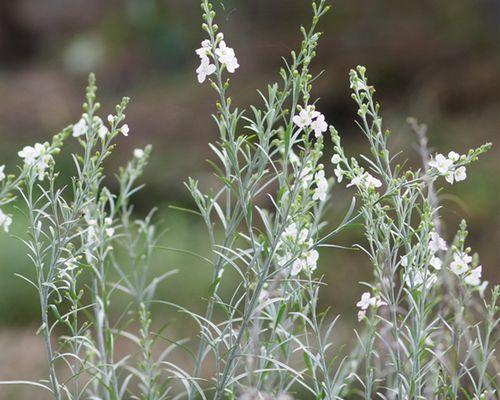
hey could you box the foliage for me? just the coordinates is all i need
[0,1,497,399]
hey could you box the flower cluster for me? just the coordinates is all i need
[83,214,115,262]
[195,33,239,83]
[312,170,328,202]
[356,291,386,321]
[400,231,447,290]
[292,105,328,138]
[277,222,319,276]
[18,142,53,181]
[450,251,486,291]
[429,151,467,184]
[347,171,382,191]
[330,154,344,183]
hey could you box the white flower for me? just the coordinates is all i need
[282,223,308,244]
[18,143,45,166]
[18,143,52,180]
[0,209,12,232]
[464,265,482,286]
[357,309,366,321]
[347,172,382,190]
[356,292,372,310]
[450,252,471,276]
[72,117,87,138]
[448,151,460,162]
[196,56,216,83]
[224,56,240,73]
[429,256,442,270]
[98,125,109,140]
[35,153,53,181]
[429,232,447,253]
[356,292,386,311]
[331,154,341,164]
[195,39,211,58]
[0,165,5,181]
[304,105,320,120]
[400,255,409,267]
[134,148,145,159]
[454,166,467,182]
[429,153,453,175]
[120,124,130,136]
[105,227,115,237]
[312,170,328,202]
[290,249,319,276]
[334,165,343,183]
[405,269,437,289]
[215,41,239,73]
[304,249,319,272]
[293,109,313,129]
[310,114,328,138]
[350,78,368,92]
[107,114,115,123]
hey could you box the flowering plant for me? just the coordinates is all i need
[0,1,497,399]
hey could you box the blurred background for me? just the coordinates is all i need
[0,0,499,398]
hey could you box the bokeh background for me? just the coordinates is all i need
[0,0,499,398]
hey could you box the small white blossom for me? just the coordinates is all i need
[429,232,447,253]
[293,109,313,129]
[400,255,409,267]
[312,170,328,202]
[304,105,320,120]
[450,252,472,276]
[291,249,319,276]
[107,114,115,123]
[120,124,130,136]
[356,292,386,322]
[405,269,437,290]
[347,172,382,190]
[105,227,115,237]
[464,265,482,286]
[0,209,12,232]
[72,117,87,137]
[196,56,216,83]
[429,153,453,175]
[98,125,109,140]
[298,165,314,189]
[350,78,368,92]
[448,151,460,162]
[334,165,343,183]
[282,223,308,244]
[195,39,211,58]
[445,166,467,184]
[134,148,145,159]
[331,154,341,164]
[310,114,328,138]
[18,143,53,181]
[0,165,5,181]
[215,41,239,73]
[18,143,45,166]
[429,256,442,270]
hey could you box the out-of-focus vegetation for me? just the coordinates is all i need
[0,1,499,397]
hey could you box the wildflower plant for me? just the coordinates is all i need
[0,1,498,400]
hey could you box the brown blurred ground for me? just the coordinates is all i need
[0,1,499,398]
